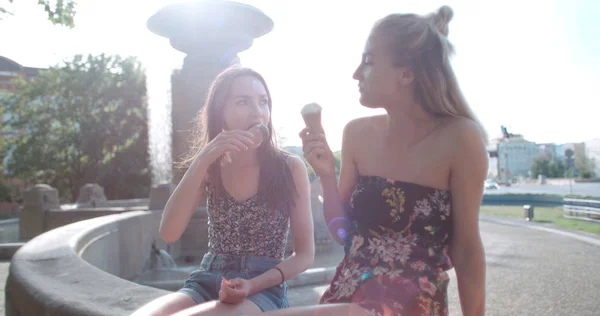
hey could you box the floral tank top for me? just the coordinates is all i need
[205,182,290,259]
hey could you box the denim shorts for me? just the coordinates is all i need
[178,253,289,311]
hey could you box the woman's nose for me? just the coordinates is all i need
[248,100,261,115]
[353,64,362,80]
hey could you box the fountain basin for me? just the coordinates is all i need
[6,211,168,316]
[6,208,343,315]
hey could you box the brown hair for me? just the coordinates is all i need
[373,5,488,143]
[179,67,296,212]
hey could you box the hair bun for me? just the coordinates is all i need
[430,5,453,37]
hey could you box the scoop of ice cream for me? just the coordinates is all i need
[301,102,322,116]
[248,123,269,147]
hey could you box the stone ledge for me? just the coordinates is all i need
[138,266,338,292]
[0,242,24,260]
[286,267,337,288]
[6,211,169,316]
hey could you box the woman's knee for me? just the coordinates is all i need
[131,293,197,316]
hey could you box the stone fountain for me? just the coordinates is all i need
[147,0,274,183]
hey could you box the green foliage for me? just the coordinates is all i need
[0,103,17,203]
[1,0,77,28]
[577,157,596,179]
[1,54,150,201]
[297,150,341,182]
[530,156,565,178]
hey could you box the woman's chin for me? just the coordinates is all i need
[358,96,378,109]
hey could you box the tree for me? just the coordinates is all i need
[577,157,597,179]
[0,141,15,203]
[297,150,341,182]
[0,102,18,203]
[1,0,77,28]
[564,149,575,169]
[530,156,549,179]
[530,156,565,178]
[1,54,150,201]
[548,157,566,178]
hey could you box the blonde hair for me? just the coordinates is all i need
[373,5,488,143]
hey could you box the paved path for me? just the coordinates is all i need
[289,220,600,316]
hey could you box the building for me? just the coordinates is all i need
[584,138,600,176]
[555,142,586,170]
[0,56,43,92]
[497,136,539,181]
[489,126,538,181]
[537,143,557,159]
[486,142,499,179]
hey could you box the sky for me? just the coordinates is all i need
[2,0,599,152]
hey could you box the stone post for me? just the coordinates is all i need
[148,183,180,259]
[148,183,176,211]
[75,183,108,208]
[19,184,60,240]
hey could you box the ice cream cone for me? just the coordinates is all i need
[301,103,323,132]
[248,123,269,147]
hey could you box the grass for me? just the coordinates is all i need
[479,205,600,236]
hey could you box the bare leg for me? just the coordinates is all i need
[130,293,197,316]
[258,303,369,316]
[172,298,262,316]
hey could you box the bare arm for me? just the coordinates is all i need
[159,130,256,243]
[300,121,358,245]
[449,120,488,316]
[321,122,358,245]
[158,157,209,243]
[248,155,315,294]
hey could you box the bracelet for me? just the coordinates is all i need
[273,266,285,284]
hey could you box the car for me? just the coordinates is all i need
[484,180,499,190]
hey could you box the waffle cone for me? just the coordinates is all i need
[302,111,323,133]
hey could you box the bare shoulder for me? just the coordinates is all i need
[442,117,487,149]
[441,118,488,169]
[343,114,386,136]
[283,153,309,175]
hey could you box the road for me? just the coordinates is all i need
[288,220,600,315]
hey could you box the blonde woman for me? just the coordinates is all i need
[266,5,487,316]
